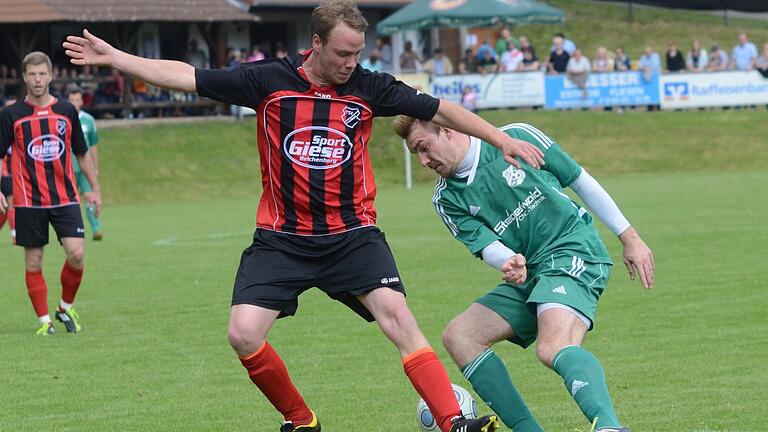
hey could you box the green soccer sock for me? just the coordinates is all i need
[552,345,622,429]
[462,348,543,431]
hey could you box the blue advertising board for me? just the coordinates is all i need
[545,71,660,109]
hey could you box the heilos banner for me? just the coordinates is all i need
[431,72,545,108]
[545,71,660,109]
[660,71,768,109]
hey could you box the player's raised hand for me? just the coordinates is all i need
[63,29,115,67]
[503,136,545,169]
[619,227,654,289]
[501,254,527,285]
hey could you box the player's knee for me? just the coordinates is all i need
[535,342,561,368]
[442,316,470,356]
[227,322,264,355]
[66,248,85,266]
[25,253,43,271]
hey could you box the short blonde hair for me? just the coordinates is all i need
[392,115,440,141]
[22,51,52,73]
[310,0,368,43]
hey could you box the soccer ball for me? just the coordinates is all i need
[416,383,477,431]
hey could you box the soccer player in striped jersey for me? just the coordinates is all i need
[393,116,654,432]
[62,1,551,430]
[0,143,15,243]
[0,52,102,336]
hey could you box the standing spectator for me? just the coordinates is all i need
[423,48,454,77]
[707,45,729,71]
[67,89,103,240]
[519,36,537,60]
[756,43,768,78]
[360,49,382,72]
[460,85,477,113]
[519,49,540,71]
[185,39,208,69]
[730,33,758,71]
[459,48,478,74]
[686,40,709,72]
[547,36,570,74]
[499,45,524,72]
[246,44,266,63]
[665,42,686,72]
[551,32,576,55]
[566,48,591,99]
[638,46,661,82]
[613,48,631,71]
[400,40,422,72]
[375,37,393,72]
[592,47,614,73]
[494,28,520,59]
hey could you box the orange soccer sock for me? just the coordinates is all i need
[403,347,462,432]
[25,270,49,319]
[60,261,83,307]
[239,342,313,425]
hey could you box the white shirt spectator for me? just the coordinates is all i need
[500,48,524,72]
[567,55,590,74]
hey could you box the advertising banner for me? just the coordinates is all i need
[431,72,545,108]
[660,71,768,109]
[545,71,660,109]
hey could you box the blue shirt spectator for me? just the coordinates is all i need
[731,33,758,71]
[550,32,576,55]
[638,46,661,83]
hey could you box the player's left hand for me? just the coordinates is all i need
[501,254,527,285]
[0,194,7,215]
[619,228,654,289]
[503,136,545,169]
[82,191,102,218]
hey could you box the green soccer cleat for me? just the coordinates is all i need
[55,308,82,333]
[450,414,500,432]
[279,411,320,432]
[36,322,55,336]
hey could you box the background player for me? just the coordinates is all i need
[0,52,102,335]
[67,88,103,240]
[393,116,654,432]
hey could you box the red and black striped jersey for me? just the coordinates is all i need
[196,51,440,235]
[0,98,87,208]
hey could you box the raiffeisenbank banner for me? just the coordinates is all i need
[430,72,545,108]
[660,71,768,109]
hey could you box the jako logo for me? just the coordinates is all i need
[27,134,65,162]
[283,126,352,169]
[664,82,689,100]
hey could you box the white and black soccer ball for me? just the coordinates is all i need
[416,383,478,431]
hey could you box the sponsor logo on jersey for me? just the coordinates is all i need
[502,165,525,188]
[493,187,546,234]
[57,119,68,136]
[380,276,400,284]
[27,134,66,162]
[283,126,352,169]
[342,106,361,128]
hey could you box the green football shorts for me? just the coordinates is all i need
[475,254,612,348]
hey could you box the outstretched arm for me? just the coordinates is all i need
[570,169,654,288]
[431,100,544,169]
[63,29,196,92]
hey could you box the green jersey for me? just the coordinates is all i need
[432,123,611,266]
[72,110,99,173]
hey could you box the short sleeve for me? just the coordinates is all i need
[89,117,99,146]
[195,65,264,108]
[366,72,440,119]
[503,123,582,188]
[434,181,500,257]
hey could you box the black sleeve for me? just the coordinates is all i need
[195,65,263,108]
[69,109,88,156]
[367,72,440,120]
[0,110,12,156]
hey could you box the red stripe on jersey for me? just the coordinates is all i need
[355,112,377,226]
[290,96,316,234]
[47,115,70,204]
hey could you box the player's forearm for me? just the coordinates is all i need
[570,169,630,236]
[76,153,101,194]
[112,50,196,93]
[481,240,516,271]
[432,100,509,149]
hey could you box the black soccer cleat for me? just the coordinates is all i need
[450,414,500,432]
[55,308,82,333]
[279,411,320,432]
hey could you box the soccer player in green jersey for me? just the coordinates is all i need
[67,88,103,240]
[393,117,654,432]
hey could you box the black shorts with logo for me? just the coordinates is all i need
[15,205,85,247]
[0,176,11,197]
[232,226,405,322]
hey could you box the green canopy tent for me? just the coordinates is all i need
[376,0,565,35]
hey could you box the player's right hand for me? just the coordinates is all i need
[503,136,545,169]
[0,194,7,215]
[63,29,114,67]
[82,191,102,218]
[501,254,527,285]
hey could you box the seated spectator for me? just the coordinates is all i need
[592,47,614,72]
[520,48,540,71]
[360,49,383,72]
[551,32,576,55]
[495,28,520,59]
[614,48,631,71]
[686,40,709,72]
[185,39,208,69]
[547,36,570,74]
[707,45,729,71]
[500,45,524,72]
[477,49,498,74]
[665,42,686,72]
[730,33,758,71]
[460,85,477,113]
[423,48,454,77]
[566,48,591,98]
[399,40,422,72]
[246,44,266,62]
[638,46,661,82]
[756,43,768,78]
[459,48,478,74]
